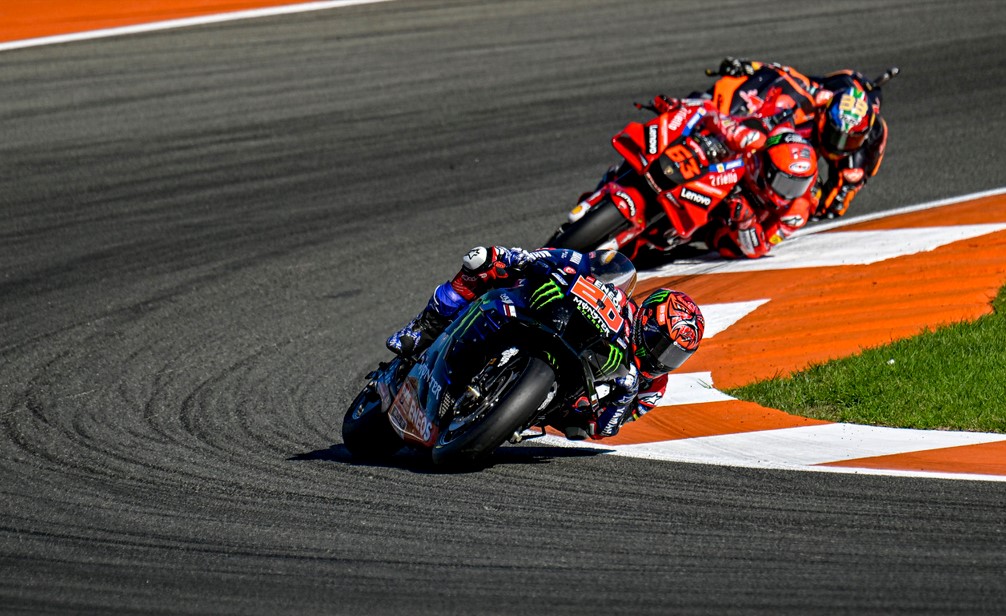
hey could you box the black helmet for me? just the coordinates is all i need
[632,289,704,375]
[817,86,875,160]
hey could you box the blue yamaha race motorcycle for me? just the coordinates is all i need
[341,250,637,467]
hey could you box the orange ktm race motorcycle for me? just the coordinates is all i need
[705,62,899,128]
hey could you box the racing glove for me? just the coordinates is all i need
[817,170,865,219]
[719,57,756,77]
[651,94,680,114]
[719,119,767,153]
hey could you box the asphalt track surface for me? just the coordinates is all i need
[2,1,1006,614]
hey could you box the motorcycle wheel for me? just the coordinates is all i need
[342,385,402,460]
[432,356,555,468]
[545,198,631,253]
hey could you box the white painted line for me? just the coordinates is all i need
[639,223,1006,279]
[610,422,1006,466]
[701,299,769,339]
[530,426,1006,482]
[655,372,734,405]
[794,186,1006,236]
[0,0,397,52]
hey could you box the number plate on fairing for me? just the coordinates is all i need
[388,377,437,446]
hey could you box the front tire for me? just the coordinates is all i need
[546,198,631,253]
[432,356,555,468]
[342,385,402,460]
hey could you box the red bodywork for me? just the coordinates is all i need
[577,103,746,257]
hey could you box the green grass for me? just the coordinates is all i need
[727,284,1006,433]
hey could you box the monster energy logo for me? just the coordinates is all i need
[531,280,563,309]
[642,289,671,307]
[598,345,624,376]
[454,297,488,338]
[765,132,805,148]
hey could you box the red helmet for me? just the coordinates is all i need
[751,130,818,209]
[632,289,704,375]
[817,86,875,160]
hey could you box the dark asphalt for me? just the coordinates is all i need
[2,1,1005,614]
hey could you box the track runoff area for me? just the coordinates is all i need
[6,3,1005,481]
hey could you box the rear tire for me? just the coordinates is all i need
[432,356,555,468]
[342,385,402,460]
[546,198,631,253]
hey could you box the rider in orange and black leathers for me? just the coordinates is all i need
[712,58,889,220]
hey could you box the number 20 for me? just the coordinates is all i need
[570,277,625,332]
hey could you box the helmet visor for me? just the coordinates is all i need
[640,318,693,372]
[765,165,815,200]
[823,126,868,154]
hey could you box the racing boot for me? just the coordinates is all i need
[386,308,450,357]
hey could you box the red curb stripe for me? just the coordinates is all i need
[828,196,1006,231]
[600,400,830,445]
[818,440,1006,476]
[0,1,329,43]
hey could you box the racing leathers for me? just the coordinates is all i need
[591,95,769,196]
[386,246,668,440]
[651,95,769,159]
[713,58,889,219]
[710,130,821,259]
[710,183,817,259]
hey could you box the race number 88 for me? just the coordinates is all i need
[838,93,868,117]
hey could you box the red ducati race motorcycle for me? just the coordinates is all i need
[545,100,754,259]
[545,65,899,259]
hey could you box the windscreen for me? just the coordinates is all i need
[587,250,637,296]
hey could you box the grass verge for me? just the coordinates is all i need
[726,284,1006,433]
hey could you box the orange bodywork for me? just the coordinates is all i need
[0,1,321,42]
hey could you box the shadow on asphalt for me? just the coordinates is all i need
[289,441,609,474]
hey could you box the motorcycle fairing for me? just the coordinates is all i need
[612,105,707,175]
[656,158,746,239]
[710,66,818,125]
[388,376,437,446]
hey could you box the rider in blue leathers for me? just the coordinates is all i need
[387,246,704,440]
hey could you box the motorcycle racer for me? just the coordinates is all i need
[588,95,769,196]
[387,246,704,440]
[710,130,819,259]
[616,94,819,259]
[714,57,890,219]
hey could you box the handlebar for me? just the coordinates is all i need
[871,66,900,88]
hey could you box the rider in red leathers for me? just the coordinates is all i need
[630,94,819,259]
[714,57,889,219]
[386,246,705,440]
[710,130,819,259]
[589,95,770,196]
